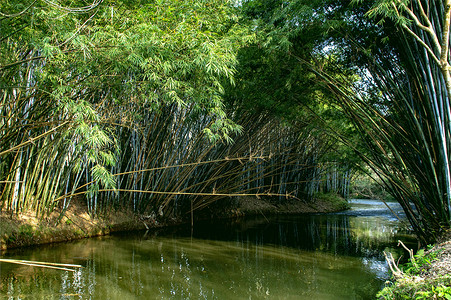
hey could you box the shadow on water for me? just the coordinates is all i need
[156,199,416,257]
[0,199,416,299]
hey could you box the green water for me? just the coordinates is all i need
[0,200,415,299]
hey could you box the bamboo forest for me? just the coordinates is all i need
[1,0,451,299]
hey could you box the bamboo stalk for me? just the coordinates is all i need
[0,259,83,272]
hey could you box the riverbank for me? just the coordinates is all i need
[377,233,451,299]
[1,193,349,251]
[0,205,150,251]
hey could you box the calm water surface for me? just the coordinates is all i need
[0,199,416,299]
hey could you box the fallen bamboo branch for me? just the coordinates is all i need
[52,155,267,202]
[383,251,404,279]
[0,259,83,272]
[54,188,298,202]
[398,240,415,260]
[0,181,24,183]
[53,154,321,203]
[383,240,418,280]
[0,121,70,157]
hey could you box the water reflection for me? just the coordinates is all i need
[0,200,415,299]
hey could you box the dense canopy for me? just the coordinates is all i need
[1,0,451,244]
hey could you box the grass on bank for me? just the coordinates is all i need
[377,243,451,300]
[312,192,350,211]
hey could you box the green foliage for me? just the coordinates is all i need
[225,0,361,178]
[313,192,350,211]
[0,0,249,216]
[402,246,436,275]
[18,225,34,238]
[228,0,348,118]
[377,246,450,300]
[377,278,451,300]
[353,0,413,27]
[350,172,394,200]
[227,1,376,203]
[416,285,451,300]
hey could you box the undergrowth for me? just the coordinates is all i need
[313,192,350,211]
[377,245,451,299]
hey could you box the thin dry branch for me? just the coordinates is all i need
[59,188,296,201]
[42,0,104,13]
[53,155,270,202]
[0,0,37,18]
[398,239,416,263]
[0,259,83,272]
[0,121,70,157]
[383,251,404,279]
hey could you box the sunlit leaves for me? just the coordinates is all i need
[90,164,117,191]
[353,0,412,26]
[0,0,249,216]
[204,117,242,143]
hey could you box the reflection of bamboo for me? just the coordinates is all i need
[0,259,83,272]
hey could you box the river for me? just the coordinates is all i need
[0,199,416,299]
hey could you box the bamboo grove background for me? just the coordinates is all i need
[313,1,451,242]
[0,93,351,219]
[7,0,451,245]
[0,1,351,220]
[232,0,451,243]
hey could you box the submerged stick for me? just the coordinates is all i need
[0,259,83,272]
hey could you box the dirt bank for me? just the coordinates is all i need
[1,193,348,251]
[0,206,149,251]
